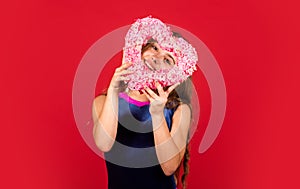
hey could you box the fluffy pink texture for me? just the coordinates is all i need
[123,16,198,90]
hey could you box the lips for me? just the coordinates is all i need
[143,59,156,71]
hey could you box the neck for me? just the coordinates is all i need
[127,90,149,102]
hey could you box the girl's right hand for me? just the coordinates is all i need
[109,62,133,91]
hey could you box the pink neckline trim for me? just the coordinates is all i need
[119,92,150,107]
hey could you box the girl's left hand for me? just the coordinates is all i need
[142,82,180,115]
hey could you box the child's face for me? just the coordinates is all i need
[142,42,175,71]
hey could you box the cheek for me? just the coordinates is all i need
[141,51,153,59]
[160,63,172,69]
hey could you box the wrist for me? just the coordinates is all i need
[151,112,166,131]
[151,111,165,118]
[151,112,165,123]
[150,106,165,116]
[108,86,121,94]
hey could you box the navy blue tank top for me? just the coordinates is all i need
[104,93,177,189]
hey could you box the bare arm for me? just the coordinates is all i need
[92,63,132,152]
[152,104,191,176]
[143,83,191,176]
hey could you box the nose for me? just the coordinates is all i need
[151,57,164,67]
[151,57,159,64]
[152,51,166,64]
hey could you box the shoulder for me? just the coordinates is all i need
[171,104,192,130]
[92,95,107,111]
[170,103,191,138]
[174,103,191,117]
[92,95,107,121]
[93,94,106,105]
[172,103,192,126]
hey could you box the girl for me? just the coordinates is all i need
[92,40,193,189]
[93,42,191,189]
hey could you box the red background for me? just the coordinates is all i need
[1,0,299,188]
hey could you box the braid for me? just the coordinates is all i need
[181,145,190,189]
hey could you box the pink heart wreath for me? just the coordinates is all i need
[123,16,198,90]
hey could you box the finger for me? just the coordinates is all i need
[167,82,180,94]
[122,62,133,68]
[118,69,134,76]
[144,86,159,99]
[116,76,130,81]
[142,90,154,102]
[156,82,165,97]
[116,62,132,72]
[115,65,129,72]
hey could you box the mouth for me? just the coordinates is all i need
[143,59,156,71]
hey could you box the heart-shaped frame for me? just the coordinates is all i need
[123,16,198,90]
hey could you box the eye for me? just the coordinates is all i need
[164,58,171,65]
[151,44,158,51]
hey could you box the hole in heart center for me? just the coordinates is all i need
[141,42,176,71]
